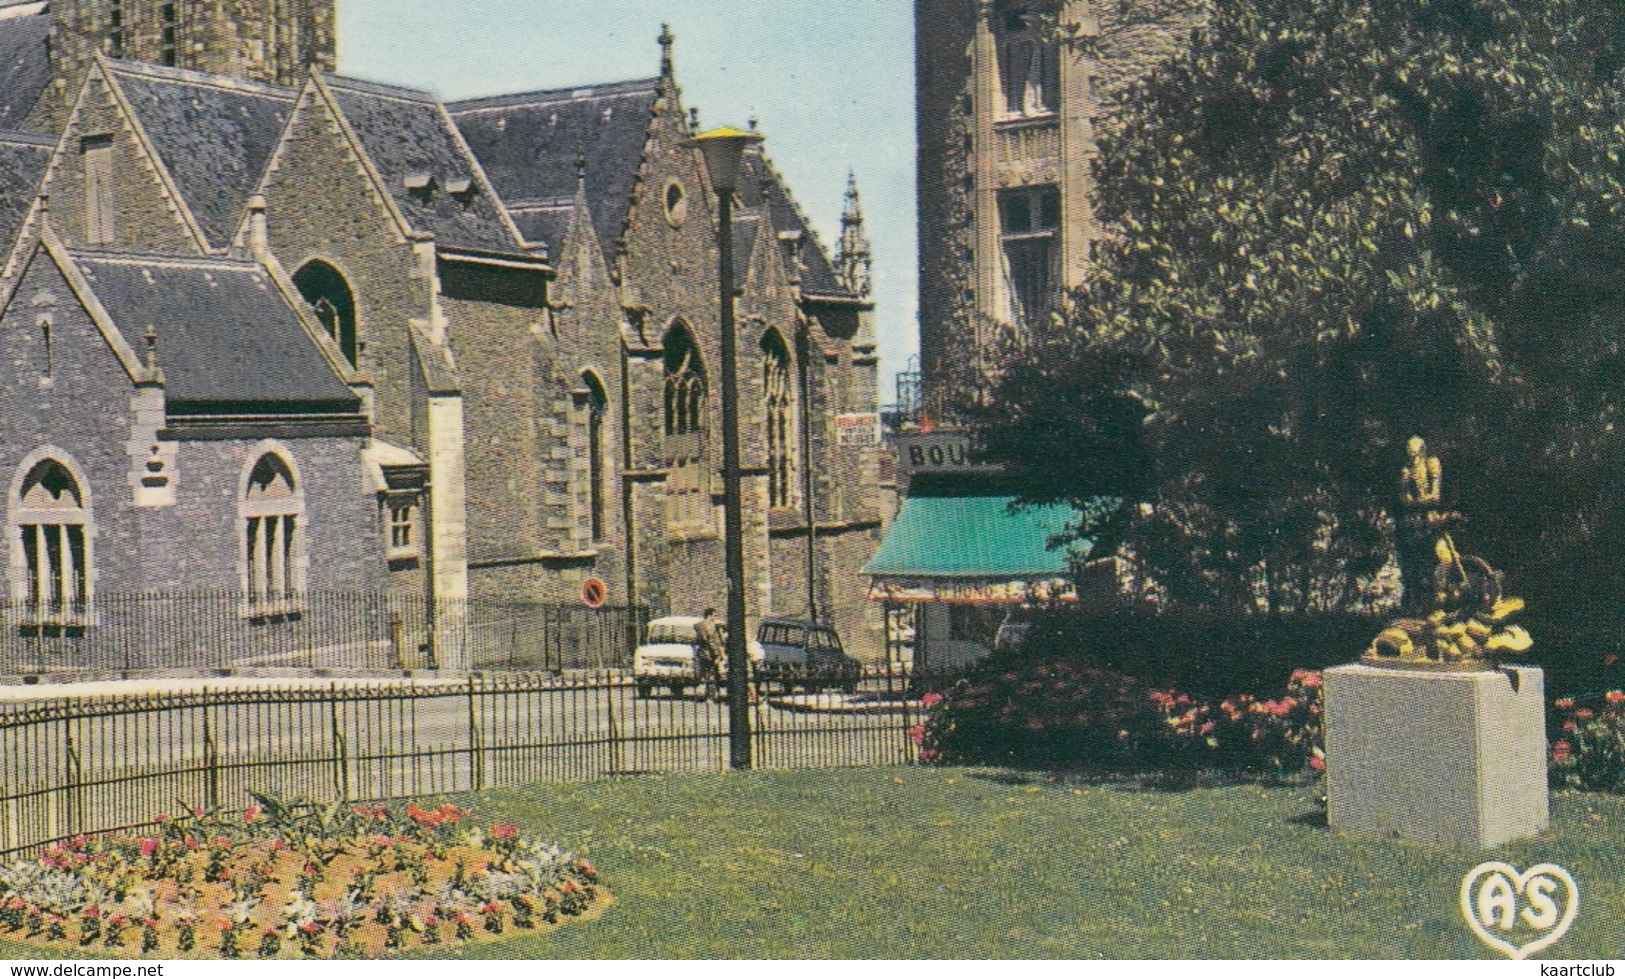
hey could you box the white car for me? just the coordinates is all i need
[632,616,765,698]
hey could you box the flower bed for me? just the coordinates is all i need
[917,660,1325,776]
[0,795,605,958]
[1550,690,1625,792]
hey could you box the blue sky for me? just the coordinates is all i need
[340,0,918,404]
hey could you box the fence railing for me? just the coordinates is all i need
[0,592,649,677]
[0,666,960,856]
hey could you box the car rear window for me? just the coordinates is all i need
[647,624,695,644]
[760,623,804,646]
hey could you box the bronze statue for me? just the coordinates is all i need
[1364,438,1532,669]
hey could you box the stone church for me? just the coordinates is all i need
[0,0,885,670]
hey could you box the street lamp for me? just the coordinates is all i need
[683,125,764,770]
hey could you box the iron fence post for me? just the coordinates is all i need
[467,673,485,792]
[203,694,220,811]
[329,683,350,803]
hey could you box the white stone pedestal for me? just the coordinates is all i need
[1323,664,1548,848]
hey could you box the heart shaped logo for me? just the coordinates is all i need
[1460,861,1580,960]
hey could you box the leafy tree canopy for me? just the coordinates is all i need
[985,0,1625,626]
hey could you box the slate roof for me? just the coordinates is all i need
[321,75,529,258]
[69,253,359,414]
[0,129,50,256]
[736,149,855,301]
[448,78,659,256]
[106,61,295,250]
[0,6,49,130]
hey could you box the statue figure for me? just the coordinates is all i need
[1396,436,1449,613]
[1364,438,1533,669]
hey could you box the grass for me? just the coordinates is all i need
[4,767,1623,959]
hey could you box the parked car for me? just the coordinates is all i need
[632,616,763,698]
[755,618,862,693]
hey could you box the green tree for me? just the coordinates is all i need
[988,0,1625,630]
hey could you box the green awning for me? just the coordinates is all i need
[863,495,1093,579]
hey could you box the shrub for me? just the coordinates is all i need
[920,655,1324,777]
[1550,691,1625,792]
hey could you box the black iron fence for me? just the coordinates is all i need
[0,666,960,855]
[0,592,650,677]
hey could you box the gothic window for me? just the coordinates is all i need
[662,325,710,531]
[582,371,609,542]
[241,451,304,615]
[13,459,91,626]
[82,135,115,245]
[762,330,795,510]
[108,0,124,57]
[999,185,1061,327]
[161,2,177,65]
[998,8,1058,117]
[293,260,358,367]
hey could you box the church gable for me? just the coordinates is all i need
[104,60,294,251]
[317,74,531,259]
[43,60,209,254]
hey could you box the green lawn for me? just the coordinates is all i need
[4,767,1623,959]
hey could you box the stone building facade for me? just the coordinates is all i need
[0,0,885,667]
[915,0,1206,412]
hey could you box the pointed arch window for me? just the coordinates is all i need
[663,325,710,532]
[13,459,91,626]
[762,330,795,510]
[582,371,610,542]
[294,260,359,368]
[241,451,304,615]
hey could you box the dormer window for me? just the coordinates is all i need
[445,177,477,205]
[404,173,436,201]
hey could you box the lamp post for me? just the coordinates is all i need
[684,125,763,770]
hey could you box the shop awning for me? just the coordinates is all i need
[864,495,1102,602]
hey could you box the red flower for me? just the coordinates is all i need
[1577,709,1595,720]
[1309,755,1326,772]
[216,919,234,932]
[481,901,501,914]
[1199,721,1216,735]
[1553,741,1573,762]
[1563,720,1578,731]
[1555,698,1575,709]
[921,692,944,708]
[298,920,321,935]
[488,824,518,840]
[1607,690,1625,704]
[243,806,263,823]
[909,724,926,746]
[139,838,158,858]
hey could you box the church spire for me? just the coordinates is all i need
[659,23,676,78]
[837,171,873,298]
